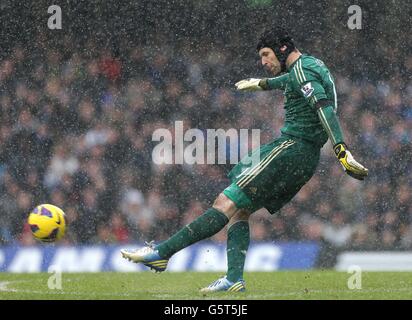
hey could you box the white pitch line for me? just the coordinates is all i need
[0,281,18,293]
[1,280,412,299]
[242,287,412,299]
[0,280,137,297]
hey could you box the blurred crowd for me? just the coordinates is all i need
[0,22,411,260]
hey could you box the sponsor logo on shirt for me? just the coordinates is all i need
[301,82,314,98]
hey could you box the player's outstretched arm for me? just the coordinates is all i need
[291,58,368,180]
[235,73,289,92]
[316,102,369,180]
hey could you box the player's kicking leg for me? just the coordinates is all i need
[121,193,241,274]
[120,241,169,272]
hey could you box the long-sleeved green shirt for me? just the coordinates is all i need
[264,54,344,147]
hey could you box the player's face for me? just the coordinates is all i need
[259,47,281,75]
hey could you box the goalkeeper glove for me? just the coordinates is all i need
[235,78,267,91]
[334,143,368,180]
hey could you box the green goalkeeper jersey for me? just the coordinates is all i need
[268,54,337,147]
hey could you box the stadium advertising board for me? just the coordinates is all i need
[0,242,319,272]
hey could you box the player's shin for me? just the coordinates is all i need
[226,220,250,283]
[156,208,229,258]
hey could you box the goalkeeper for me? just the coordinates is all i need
[121,26,368,292]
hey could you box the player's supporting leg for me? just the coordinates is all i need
[121,193,242,271]
[200,211,250,293]
[226,212,250,283]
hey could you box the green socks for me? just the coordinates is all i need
[155,207,250,283]
[226,220,250,283]
[156,208,229,258]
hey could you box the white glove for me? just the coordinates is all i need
[235,78,264,92]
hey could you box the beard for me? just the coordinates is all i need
[265,63,281,76]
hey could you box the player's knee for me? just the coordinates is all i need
[228,210,250,227]
[212,193,239,219]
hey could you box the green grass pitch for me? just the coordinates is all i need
[1,271,412,300]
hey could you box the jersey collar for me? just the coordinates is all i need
[287,54,304,72]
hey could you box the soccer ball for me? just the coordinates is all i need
[28,204,66,242]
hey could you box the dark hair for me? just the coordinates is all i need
[256,26,295,72]
[256,26,295,52]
